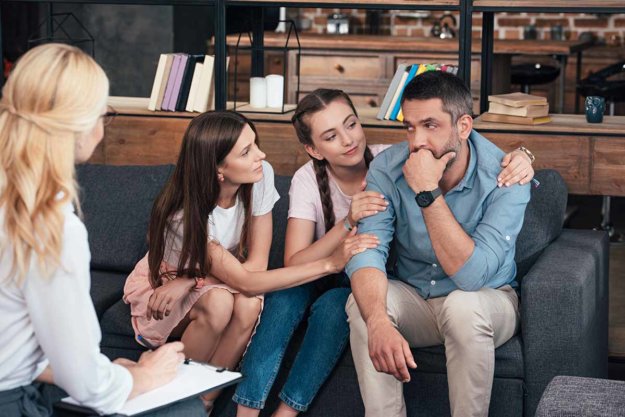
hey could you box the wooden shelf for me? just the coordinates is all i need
[474,114,625,136]
[108,96,405,128]
[229,33,590,56]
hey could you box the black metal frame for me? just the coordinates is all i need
[474,3,625,114]
[232,19,301,114]
[5,1,623,112]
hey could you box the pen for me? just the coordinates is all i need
[137,334,157,350]
[184,358,228,373]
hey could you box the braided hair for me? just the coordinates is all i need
[291,89,373,233]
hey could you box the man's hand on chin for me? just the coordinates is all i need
[367,315,417,382]
[403,149,455,193]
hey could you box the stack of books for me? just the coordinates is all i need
[148,53,229,113]
[482,93,551,125]
[376,63,458,121]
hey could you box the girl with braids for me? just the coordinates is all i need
[123,110,378,414]
[233,88,535,417]
[0,43,205,417]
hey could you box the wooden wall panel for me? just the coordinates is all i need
[591,137,625,195]
[485,132,591,194]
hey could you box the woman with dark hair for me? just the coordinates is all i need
[233,89,535,417]
[123,110,378,414]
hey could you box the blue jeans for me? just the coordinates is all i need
[233,276,351,412]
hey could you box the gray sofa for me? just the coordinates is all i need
[535,376,625,417]
[76,164,609,417]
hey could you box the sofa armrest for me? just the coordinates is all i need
[520,229,609,417]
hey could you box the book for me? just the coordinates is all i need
[176,55,204,112]
[166,53,189,111]
[155,54,174,111]
[396,63,430,122]
[185,62,204,112]
[481,112,551,125]
[193,55,215,113]
[58,360,242,416]
[488,92,547,108]
[384,67,410,120]
[392,64,419,121]
[377,64,407,120]
[161,54,183,111]
[488,101,549,118]
[148,54,169,111]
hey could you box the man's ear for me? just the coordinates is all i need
[456,114,473,140]
[304,144,324,161]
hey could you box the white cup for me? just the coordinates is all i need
[265,74,284,108]
[249,77,267,108]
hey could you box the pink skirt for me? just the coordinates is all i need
[123,254,263,348]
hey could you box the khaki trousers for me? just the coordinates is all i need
[346,280,519,417]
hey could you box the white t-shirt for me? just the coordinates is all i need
[0,203,132,414]
[288,144,390,240]
[164,161,280,266]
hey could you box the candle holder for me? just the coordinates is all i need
[232,20,301,114]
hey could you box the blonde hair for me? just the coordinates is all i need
[0,43,109,283]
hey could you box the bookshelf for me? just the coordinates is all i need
[473,0,625,114]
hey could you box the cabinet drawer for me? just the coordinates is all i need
[299,54,384,79]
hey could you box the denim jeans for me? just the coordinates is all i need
[232,275,351,412]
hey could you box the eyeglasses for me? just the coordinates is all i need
[101,106,118,127]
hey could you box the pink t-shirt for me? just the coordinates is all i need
[288,144,390,239]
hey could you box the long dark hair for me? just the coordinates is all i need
[147,111,258,288]
[291,89,373,233]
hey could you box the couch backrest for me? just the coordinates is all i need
[78,165,566,281]
[77,164,174,272]
[514,169,568,279]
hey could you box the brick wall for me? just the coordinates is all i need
[292,9,625,45]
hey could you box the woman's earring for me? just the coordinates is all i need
[218,174,225,182]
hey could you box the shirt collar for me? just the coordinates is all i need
[449,130,478,193]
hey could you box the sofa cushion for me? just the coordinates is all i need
[333,334,524,379]
[268,176,291,270]
[89,270,128,319]
[77,164,174,273]
[515,169,567,279]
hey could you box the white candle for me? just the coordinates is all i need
[250,77,267,108]
[265,74,284,108]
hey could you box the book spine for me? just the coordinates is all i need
[168,54,189,111]
[377,64,407,120]
[162,54,182,111]
[186,62,204,112]
[148,54,168,111]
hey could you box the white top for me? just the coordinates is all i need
[164,161,280,265]
[0,203,132,414]
[288,144,390,239]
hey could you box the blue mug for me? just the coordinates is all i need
[585,96,605,123]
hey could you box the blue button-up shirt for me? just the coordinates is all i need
[345,130,531,299]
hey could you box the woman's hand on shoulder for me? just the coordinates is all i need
[347,181,389,226]
[327,228,379,273]
[146,278,195,321]
[498,148,535,187]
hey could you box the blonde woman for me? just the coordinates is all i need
[0,44,205,417]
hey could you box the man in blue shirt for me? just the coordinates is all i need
[345,71,531,417]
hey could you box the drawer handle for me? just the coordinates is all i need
[368,99,378,107]
[334,64,345,74]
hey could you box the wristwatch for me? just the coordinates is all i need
[518,146,535,164]
[415,188,442,208]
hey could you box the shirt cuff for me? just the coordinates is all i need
[345,250,387,279]
[448,246,485,291]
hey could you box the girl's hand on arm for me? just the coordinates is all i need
[346,181,388,227]
[125,342,185,399]
[498,148,535,187]
[326,227,380,273]
[146,278,195,321]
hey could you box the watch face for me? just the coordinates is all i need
[417,192,432,207]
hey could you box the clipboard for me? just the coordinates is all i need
[55,360,243,416]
